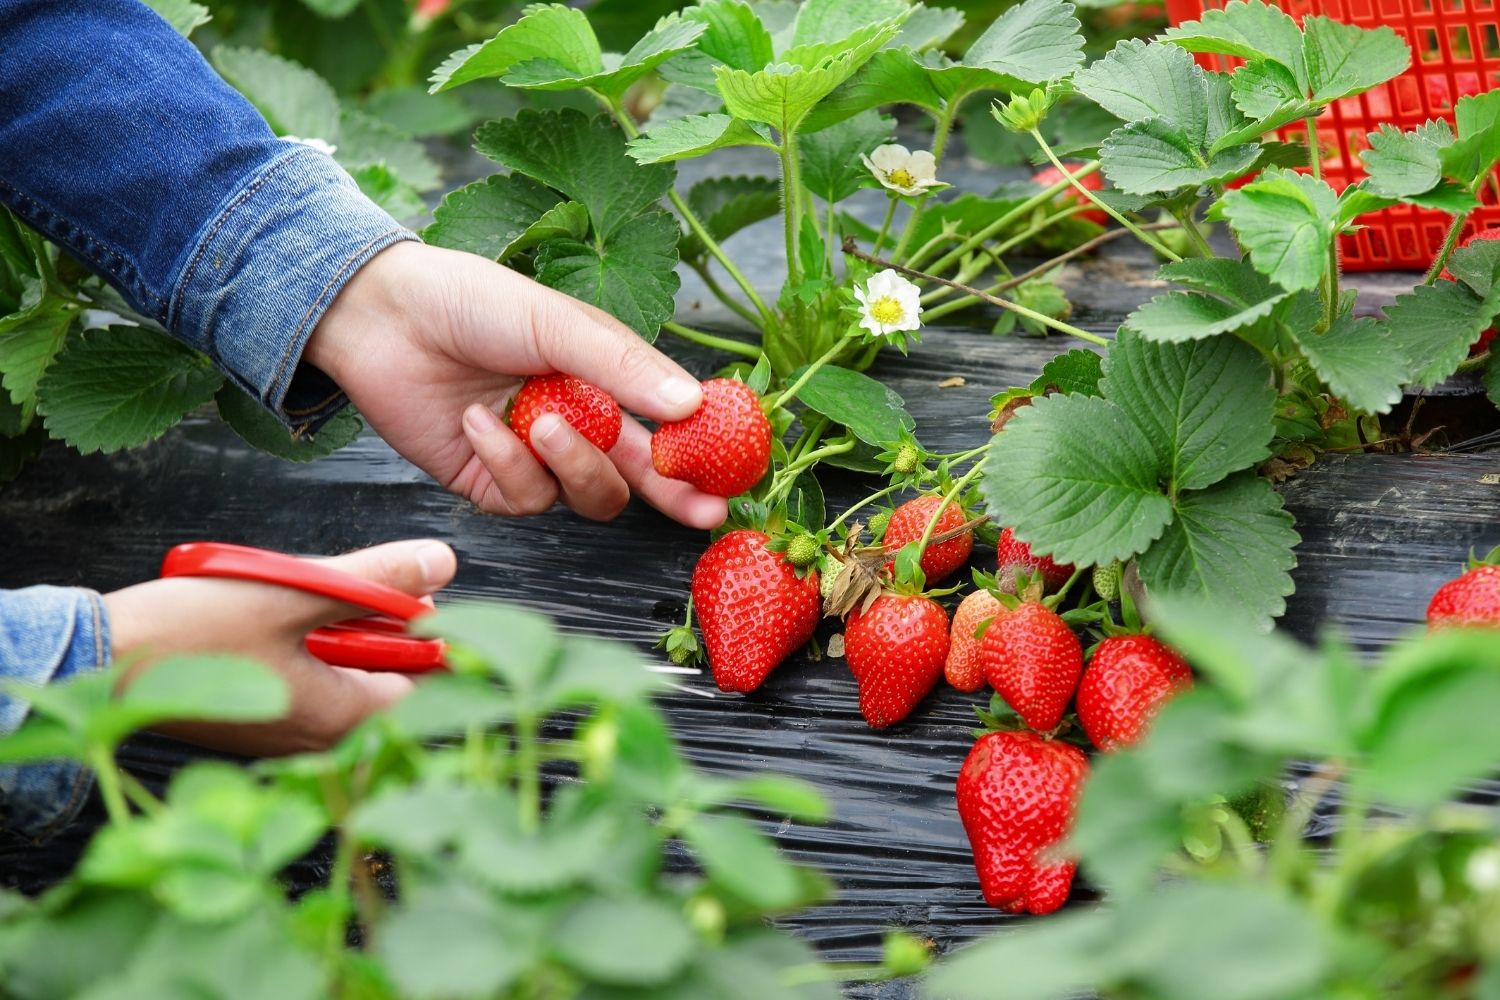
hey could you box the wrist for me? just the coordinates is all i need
[305,240,423,386]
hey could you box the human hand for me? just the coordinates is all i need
[305,241,729,529]
[102,539,457,755]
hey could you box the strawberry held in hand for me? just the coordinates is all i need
[507,374,622,463]
[996,527,1074,594]
[956,729,1088,915]
[1076,634,1192,752]
[692,530,820,693]
[844,594,950,729]
[1428,563,1500,628]
[980,600,1082,732]
[945,589,1004,693]
[651,378,771,498]
[883,495,974,583]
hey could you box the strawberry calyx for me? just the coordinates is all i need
[1466,543,1500,571]
[653,599,704,669]
[765,523,828,579]
[875,429,930,485]
[970,692,1087,746]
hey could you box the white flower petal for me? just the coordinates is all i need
[868,144,911,172]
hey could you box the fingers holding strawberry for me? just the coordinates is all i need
[652,378,772,498]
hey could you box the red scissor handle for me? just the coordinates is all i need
[161,542,432,621]
[306,625,446,672]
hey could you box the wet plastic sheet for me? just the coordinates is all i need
[2,326,1499,998]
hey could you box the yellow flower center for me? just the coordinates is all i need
[887,167,916,188]
[869,295,905,326]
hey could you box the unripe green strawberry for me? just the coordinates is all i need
[785,534,821,569]
[866,510,891,539]
[1092,561,1121,602]
[651,379,771,498]
[818,553,842,600]
[507,374,622,463]
[892,444,921,475]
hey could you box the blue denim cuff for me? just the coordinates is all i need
[167,142,417,430]
[0,587,110,843]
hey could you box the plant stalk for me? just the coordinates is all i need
[1424,210,1472,285]
[873,197,898,257]
[770,336,853,411]
[1031,130,1182,262]
[89,746,131,825]
[662,320,761,360]
[844,238,1108,346]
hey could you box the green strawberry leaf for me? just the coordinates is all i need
[211,46,341,142]
[790,0,910,48]
[714,17,903,132]
[347,163,426,221]
[785,365,914,447]
[1218,166,1338,293]
[1102,329,1275,492]
[1301,15,1409,104]
[930,0,1084,99]
[681,175,782,259]
[1030,348,1103,396]
[1136,473,1299,628]
[428,4,602,94]
[1073,39,1208,138]
[982,392,1174,565]
[0,290,79,423]
[895,6,966,51]
[142,0,211,36]
[1448,225,1500,295]
[1124,257,1290,342]
[1160,0,1306,83]
[533,212,682,340]
[335,109,443,193]
[215,385,363,462]
[1380,279,1500,389]
[36,328,223,454]
[1361,121,1451,198]
[1293,314,1409,414]
[802,49,946,131]
[1099,117,1260,195]
[553,897,695,987]
[660,0,778,94]
[0,424,45,484]
[475,109,675,240]
[423,174,588,263]
[502,13,707,100]
[1439,90,1500,188]
[683,812,806,910]
[1485,351,1500,410]
[627,113,776,164]
[798,110,893,204]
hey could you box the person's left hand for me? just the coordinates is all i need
[305,241,728,529]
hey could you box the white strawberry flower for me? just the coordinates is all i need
[282,135,339,156]
[860,144,946,197]
[855,269,923,336]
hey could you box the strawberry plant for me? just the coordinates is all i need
[0,602,929,997]
[929,601,1500,999]
[0,10,440,481]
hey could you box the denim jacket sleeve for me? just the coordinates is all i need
[0,0,418,428]
[0,588,110,842]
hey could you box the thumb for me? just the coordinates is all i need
[321,539,458,598]
[513,276,703,423]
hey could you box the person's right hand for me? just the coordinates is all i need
[102,539,456,756]
[305,242,729,529]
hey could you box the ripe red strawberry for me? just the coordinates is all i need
[692,530,821,693]
[1032,164,1106,226]
[507,374,622,463]
[945,589,1005,693]
[844,594,950,729]
[651,379,771,498]
[882,496,974,582]
[1428,564,1500,628]
[956,729,1089,915]
[996,528,1074,594]
[979,601,1082,732]
[1076,635,1193,752]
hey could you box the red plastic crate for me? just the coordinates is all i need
[1164,0,1500,270]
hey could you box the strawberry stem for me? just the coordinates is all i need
[1030,129,1182,263]
[912,462,984,562]
[769,336,856,412]
[827,483,903,533]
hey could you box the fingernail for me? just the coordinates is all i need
[532,413,571,452]
[464,404,499,433]
[414,540,452,588]
[658,376,701,412]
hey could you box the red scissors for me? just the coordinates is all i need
[160,542,447,674]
